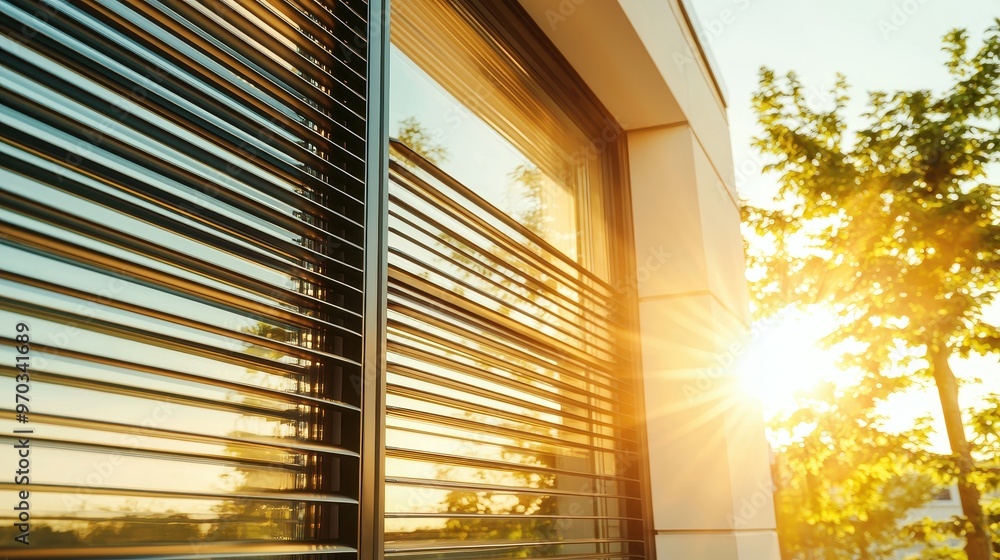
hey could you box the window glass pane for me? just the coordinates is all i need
[389,0,612,277]
[390,47,580,262]
[385,2,645,558]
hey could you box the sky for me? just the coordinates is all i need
[684,0,1000,446]
[687,0,998,204]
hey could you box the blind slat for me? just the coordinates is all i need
[0,0,370,555]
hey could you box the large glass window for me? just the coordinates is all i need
[384,2,647,559]
[388,0,613,280]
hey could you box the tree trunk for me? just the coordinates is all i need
[930,346,991,560]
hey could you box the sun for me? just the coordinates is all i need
[735,310,844,419]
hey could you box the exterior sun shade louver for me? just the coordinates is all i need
[0,0,373,557]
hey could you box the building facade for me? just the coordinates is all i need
[0,0,778,558]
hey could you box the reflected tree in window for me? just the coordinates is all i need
[390,119,579,556]
[434,422,560,557]
[505,164,546,239]
[396,116,449,166]
[205,321,307,543]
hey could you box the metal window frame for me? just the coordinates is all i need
[360,1,391,559]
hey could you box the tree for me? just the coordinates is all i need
[968,393,1000,556]
[744,21,1000,560]
[771,378,940,560]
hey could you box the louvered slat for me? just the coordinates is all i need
[0,0,371,556]
[384,141,644,560]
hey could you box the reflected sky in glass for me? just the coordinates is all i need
[389,47,579,260]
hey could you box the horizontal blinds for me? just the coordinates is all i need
[390,0,583,187]
[0,0,369,557]
[384,141,646,560]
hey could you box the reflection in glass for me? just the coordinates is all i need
[0,0,367,553]
[389,46,582,265]
[385,2,641,557]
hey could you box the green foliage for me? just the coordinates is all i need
[745,21,1000,560]
[969,395,1000,555]
[772,378,941,560]
[746,21,1000,361]
[969,394,1000,478]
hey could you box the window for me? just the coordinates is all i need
[933,488,953,501]
[384,1,648,558]
[0,0,649,558]
[388,0,618,281]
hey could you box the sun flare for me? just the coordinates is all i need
[736,311,844,419]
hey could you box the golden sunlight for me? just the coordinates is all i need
[735,311,845,420]
[736,309,985,454]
